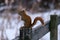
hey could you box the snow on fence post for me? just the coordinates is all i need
[19,27,32,40]
[49,15,58,40]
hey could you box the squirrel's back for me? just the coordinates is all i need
[18,10,44,28]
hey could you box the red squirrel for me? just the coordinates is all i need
[18,10,44,28]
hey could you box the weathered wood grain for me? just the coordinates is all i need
[13,16,60,40]
[31,16,60,40]
[49,15,58,40]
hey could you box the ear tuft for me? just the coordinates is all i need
[22,10,25,12]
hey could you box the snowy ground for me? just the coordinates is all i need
[0,9,60,40]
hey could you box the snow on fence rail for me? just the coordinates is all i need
[18,15,60,40]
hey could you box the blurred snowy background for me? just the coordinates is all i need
[0,9,60,40]
[0,0,60,40]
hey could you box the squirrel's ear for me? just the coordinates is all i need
[22,10,25,12]
[23,10,25,11]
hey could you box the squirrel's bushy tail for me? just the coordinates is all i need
[31,17,44,27]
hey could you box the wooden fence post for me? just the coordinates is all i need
[19,27,32,40]
[49,15,58,40]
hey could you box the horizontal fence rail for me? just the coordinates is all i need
[0,4,60,40]
[13,16,60,40]
[31,16,60,40]
[32,22,49,40]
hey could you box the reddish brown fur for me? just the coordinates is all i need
[18,10,44,28]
